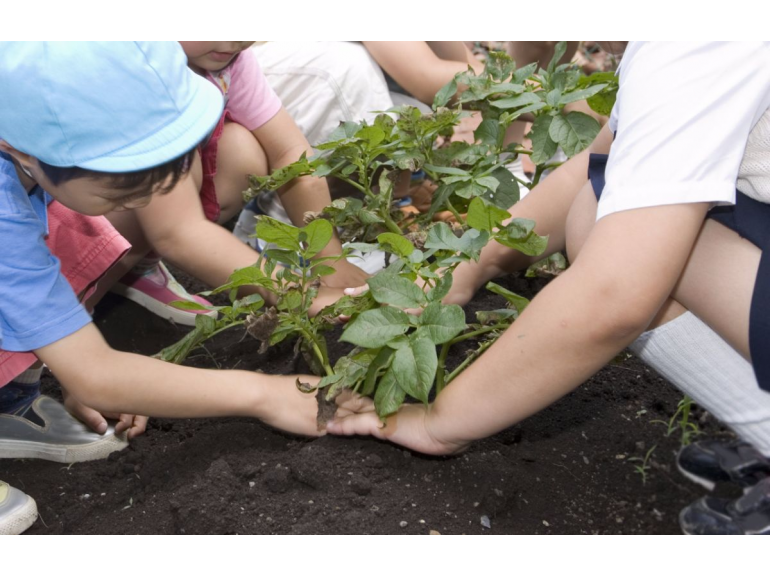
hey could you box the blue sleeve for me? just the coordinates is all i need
[0,189,92,352]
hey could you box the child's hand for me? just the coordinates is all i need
[62,389,148,440]
[319,260,369,289]
[257,374,324,436]
[327,397,468,456]
[308,285,348,317]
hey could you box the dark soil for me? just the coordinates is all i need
[1,271,736,534]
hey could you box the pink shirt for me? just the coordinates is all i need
[205,48,281,131]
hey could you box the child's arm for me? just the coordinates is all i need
[35,323,322,436]
[252,107,369,288]
[363,41,484,105]
[329,200,712,453]
[128,165,344,313]
[443,124,615,306]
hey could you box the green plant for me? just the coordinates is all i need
[158,45,615,422]
[651,395,701,447]
[628,445,658,485]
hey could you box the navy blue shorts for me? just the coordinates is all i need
[588,153,769,392]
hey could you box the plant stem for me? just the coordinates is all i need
[299,327,334,377]
[445,198,465,225]
[449,323,507,346]
[336,175,367,195]
[435,341,451,395]
[382,212,404,235]
[446,339,494,384]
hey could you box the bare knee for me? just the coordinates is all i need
[214,122,269,222]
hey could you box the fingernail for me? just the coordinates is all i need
[344,288,354,295]
[97,421,108,435]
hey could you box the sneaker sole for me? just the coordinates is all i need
[112,283,217,327]
[676,460,717,492]
[0,434,128,463]
[0,494,38,535]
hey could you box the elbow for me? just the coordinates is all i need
[584,283,658,346]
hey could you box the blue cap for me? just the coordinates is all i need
[0,41,223,172]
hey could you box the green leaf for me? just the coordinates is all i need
[483,51,517,81]
[424,164,471,177]
[391,335,437,404]
[324,121,361,144]
[426,182,455,219]
[475,176,500,192]
[547,41,568,74]
[355,125,385,148]
[546,88,562,108]
[492,92,542,110]
[169,299,213,312]
[417,302,466,344]
[256,216,301,252]
[466,197,510,232]
[376,232,414,258]
[427,273,453,303]
[512,62,538,85]
[424,222,464,252]
[495,224,548,257]
[486,82,525,96]
[358,209,384,225]
[341,306,411,348]
[262,248,301,269]
[454,181,486,198]
[481,167,519,210]
[529,115,558,165]
[211,265,273,295]
[367,272,426,309]
[361,347,395,397]
[474,119,500,146]
[548,112,601,158]
[476,308,518,324]
[301,219,333,258]
[433,77,458,109]
[392,150,425,172]
[373,367,406,418]
[587,86,617,117]
[312,264,337,277]
[278,288,303,312]
[232,293,265,313]
[485,282,531,314]
[559,84,608,106]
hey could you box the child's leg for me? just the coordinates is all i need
[212,122,269,224]
[565,184,770,454]
[100,153,215,326]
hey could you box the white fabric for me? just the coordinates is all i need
[630,311,770,456]
[251,42,393,146]
[737,108,770,203]
[600,42,770,220]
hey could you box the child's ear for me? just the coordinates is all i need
[0,140,37,165]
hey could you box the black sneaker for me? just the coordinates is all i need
[676,440,770,491]
[679,477,770,535]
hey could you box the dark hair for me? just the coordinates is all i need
[39,148,196,197]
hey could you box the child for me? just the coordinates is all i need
[0,41,348,535]
[329,42,770,535]
[107,41,368,325]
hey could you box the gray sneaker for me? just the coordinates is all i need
[0,480,37,535]
[0,395,128,463]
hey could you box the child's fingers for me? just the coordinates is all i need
[114,413,133,435]
[126,416,149,440]
[326,412,384,438]
[343,284,369,297]
[334,390,375,416]
[80,409,108,435]
[64,396,108,435]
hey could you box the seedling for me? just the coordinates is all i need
[629,444,657,485]
[652,395,701,447]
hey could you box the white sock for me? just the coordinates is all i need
[12,367,43,385]
[630,311,770,456]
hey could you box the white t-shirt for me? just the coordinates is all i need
[598,42,770,221]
